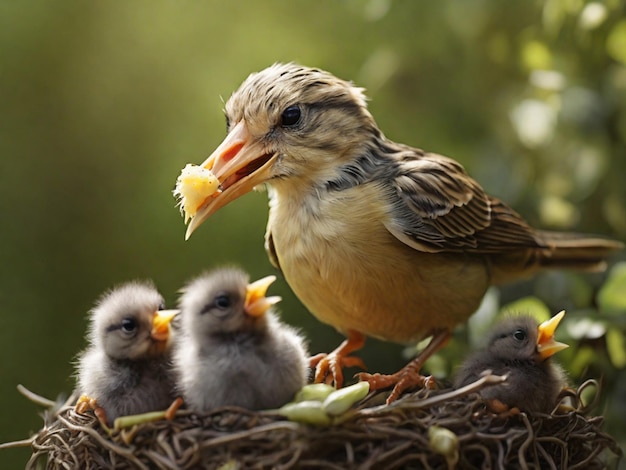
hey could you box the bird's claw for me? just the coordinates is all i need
[310,352,366,389]
[93,408,111,431]
[485,398,511,414]
[75,395,98,415]
[75,395,111,432]
[164,397,184,421]
[309,330,367,389]
[358,329,449,403]
[357,369,437,404]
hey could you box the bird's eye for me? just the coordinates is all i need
[281,105,301,127]
[513,329,527,341]
[214,294,232,309]
[121,318,137,334]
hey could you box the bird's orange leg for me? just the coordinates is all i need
[75,395,111,431]
[75,395,97,415]
[309,330,367,389]
[357,329,451,404]
[164,397,184,420]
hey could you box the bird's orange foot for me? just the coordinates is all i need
[164,397,184,420]
[485,398,511,414]
[357,329,451,404]
[357,367,437,404]
[309,330,367,389]
[75,395,110,430]
[75,395,98,415]
[310,352,366,389]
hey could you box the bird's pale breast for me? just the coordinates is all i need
[268,182,491,343]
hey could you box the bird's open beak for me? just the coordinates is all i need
[536,310,569,360]
[185,120,277,239]
[150,309,179,341]
[244,275,282,317]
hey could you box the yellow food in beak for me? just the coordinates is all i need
[244,275,282,317]
[173,164,221,224]
[536,310,569,360]
[150,309,179,342]
[183,120,278,240]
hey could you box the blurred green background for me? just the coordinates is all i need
[1,0,625,467]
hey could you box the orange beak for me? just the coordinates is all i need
[244,275,282,317]
[185,120,277,239]
[536,310,569,360]
[150,309,179,342]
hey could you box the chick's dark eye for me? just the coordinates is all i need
[513,329,527,341]
[121,318,137,333]
[281,105,301,127]
[214,294,232,309]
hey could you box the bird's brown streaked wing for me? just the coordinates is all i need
[474,198,544,251]
[386,152,542,254]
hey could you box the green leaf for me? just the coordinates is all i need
[607,20,626,66]
[606,327,626,369]
[424,353,448,379]
[597,262,626,315]
[569,346,596,376]
[521,40,552,70]
[500,296,551,323]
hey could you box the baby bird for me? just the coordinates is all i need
[76,282,179,425]
[173,267,309,411]
[454,311,569,413]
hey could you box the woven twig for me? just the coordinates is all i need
[5,377,622,470]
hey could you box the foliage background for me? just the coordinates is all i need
[1,1,625,467]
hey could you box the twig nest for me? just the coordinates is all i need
[22,377,623,469]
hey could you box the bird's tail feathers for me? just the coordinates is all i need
[535,230,624,272]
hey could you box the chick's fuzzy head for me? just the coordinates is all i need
[486,315,542,362]
[178,268,268,340]
[88,281,167,360]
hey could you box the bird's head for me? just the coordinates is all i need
[90,282,178,360]
[488,311,568,363]
[185,63,380,238]
[179,268,282,338]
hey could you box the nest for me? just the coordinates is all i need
[6,375,622,470]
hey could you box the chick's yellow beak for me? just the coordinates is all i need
[150,309,179,341]
[244,275,282,317]
[537,310,569,360]
[186,120,277,239]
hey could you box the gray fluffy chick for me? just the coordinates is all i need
[173,268,309,411]
[76,282,179,424]
[454,311,569,413]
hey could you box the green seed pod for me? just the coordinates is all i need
[294,383,336,403]
[278,400,332,426]
[428,425,459,464]
[113,410,168,430]
[322,381,370,416]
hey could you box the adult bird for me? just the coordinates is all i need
[182,63,622,403]
[453,311,569,413]
[76,282,179,425]
[173,267,309,411]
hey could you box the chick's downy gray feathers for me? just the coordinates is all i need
[76,282,177,423]
[454,315,567,413]
[173,268,309,411]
